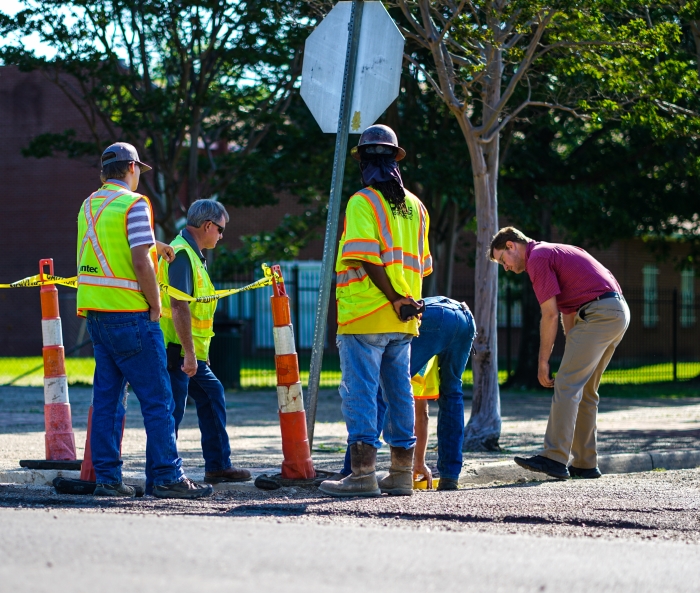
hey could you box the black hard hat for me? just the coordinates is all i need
[351,124,406,162]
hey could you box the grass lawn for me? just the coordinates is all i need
[2,357,698,395]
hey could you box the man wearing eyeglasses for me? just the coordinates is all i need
[156,199,251,490]
[489,227,630,481]
[77,142,212,499]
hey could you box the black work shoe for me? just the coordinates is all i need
[514,455,570,480]
[94,482,136,498]
[204,467,252,484]
[569,465,602,479]
[436,477,459,491]
[153,477,214,499]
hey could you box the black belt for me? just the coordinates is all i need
[578,291,622,316]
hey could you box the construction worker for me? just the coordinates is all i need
[319,125,432,498]
[335,297,476,491]
[77,142,212,499]
[156,199,251,490]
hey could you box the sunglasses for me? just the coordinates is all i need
[207,220,225,236]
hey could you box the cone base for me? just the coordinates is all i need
[279,410,315,480]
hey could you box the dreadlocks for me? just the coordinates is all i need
[372,179,410,218]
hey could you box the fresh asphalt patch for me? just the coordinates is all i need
[1,467,699,543]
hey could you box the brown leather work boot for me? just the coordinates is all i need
[204,466,252,484]
[378,446,414,496]
[318,442,381,497]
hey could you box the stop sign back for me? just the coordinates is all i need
[301,1,405,134]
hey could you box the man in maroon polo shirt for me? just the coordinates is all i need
[490,227,630,480]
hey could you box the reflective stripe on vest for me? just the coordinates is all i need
[356,188,394,250]
[78,188,127,274]
[160,307,214,330]
[77,275,141,291]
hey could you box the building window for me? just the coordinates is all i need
[642,264,659,328]
[681,270,696,328]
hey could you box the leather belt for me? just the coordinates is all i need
[578,291,622,315]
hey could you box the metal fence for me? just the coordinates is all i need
[0,264,698,388]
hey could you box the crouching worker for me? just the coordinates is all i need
[78,142,211,498]
[156,199,251,492]
[335,297,476,491]
[318,125,432,498]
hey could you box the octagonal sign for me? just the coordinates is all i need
[301,1,405,134]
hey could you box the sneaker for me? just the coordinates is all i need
[93,482,136,497]
[514,455,570,480]
[569,465,602,479]
[153,477,213,499]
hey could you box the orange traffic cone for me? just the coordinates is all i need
[20,260,80,471]
[270,265,315,480]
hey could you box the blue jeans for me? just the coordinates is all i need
[86,311,183,486]
[170,360,232,472]
[337,332,416,451]
[341,297,476,479]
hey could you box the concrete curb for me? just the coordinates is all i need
[459,450,700,486]
[0,468,274,492]
[3,450,700,490]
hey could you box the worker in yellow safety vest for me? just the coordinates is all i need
[157,199,251,489]
[319,125,433,498]
[77,141,212,500]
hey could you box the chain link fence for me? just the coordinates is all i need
[1,266,698,388]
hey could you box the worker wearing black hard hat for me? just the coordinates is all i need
[320,124,433,498]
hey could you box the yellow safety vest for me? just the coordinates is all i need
[76,183,153,316]
[412,356,440,400]
[335,187,432,327]
[158,234,217,361]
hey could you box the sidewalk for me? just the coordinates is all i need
[1,385,699,487]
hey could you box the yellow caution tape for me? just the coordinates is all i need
[0,264,282,304]
[160,264,282,303]
[0,274,78,289]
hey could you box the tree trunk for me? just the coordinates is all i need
[462,131,501,451]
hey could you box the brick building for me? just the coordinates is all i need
[0,65,697,371]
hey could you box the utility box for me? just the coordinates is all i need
[209,324,242,389]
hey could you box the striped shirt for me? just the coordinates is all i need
[525,241,621,314]
[106,179,155,248]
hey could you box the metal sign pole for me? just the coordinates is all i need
[305,0,365,448]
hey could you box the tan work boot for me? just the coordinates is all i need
[378,446,414,496]
[318,442,381,497]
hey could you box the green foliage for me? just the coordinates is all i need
[211,205,329,278]
[21,130,95,159]
[0,0,318,234]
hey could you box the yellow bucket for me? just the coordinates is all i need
[413,477,440,490]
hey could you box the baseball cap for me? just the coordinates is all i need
[101,142,152,173]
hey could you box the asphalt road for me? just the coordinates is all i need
[1,505,698,593]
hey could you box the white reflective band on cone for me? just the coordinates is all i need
[273,325,296,356]
[41,318,63,347]
[277,382,304,413]
[44,376,69,404]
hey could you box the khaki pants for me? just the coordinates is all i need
[543,298,630,467]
